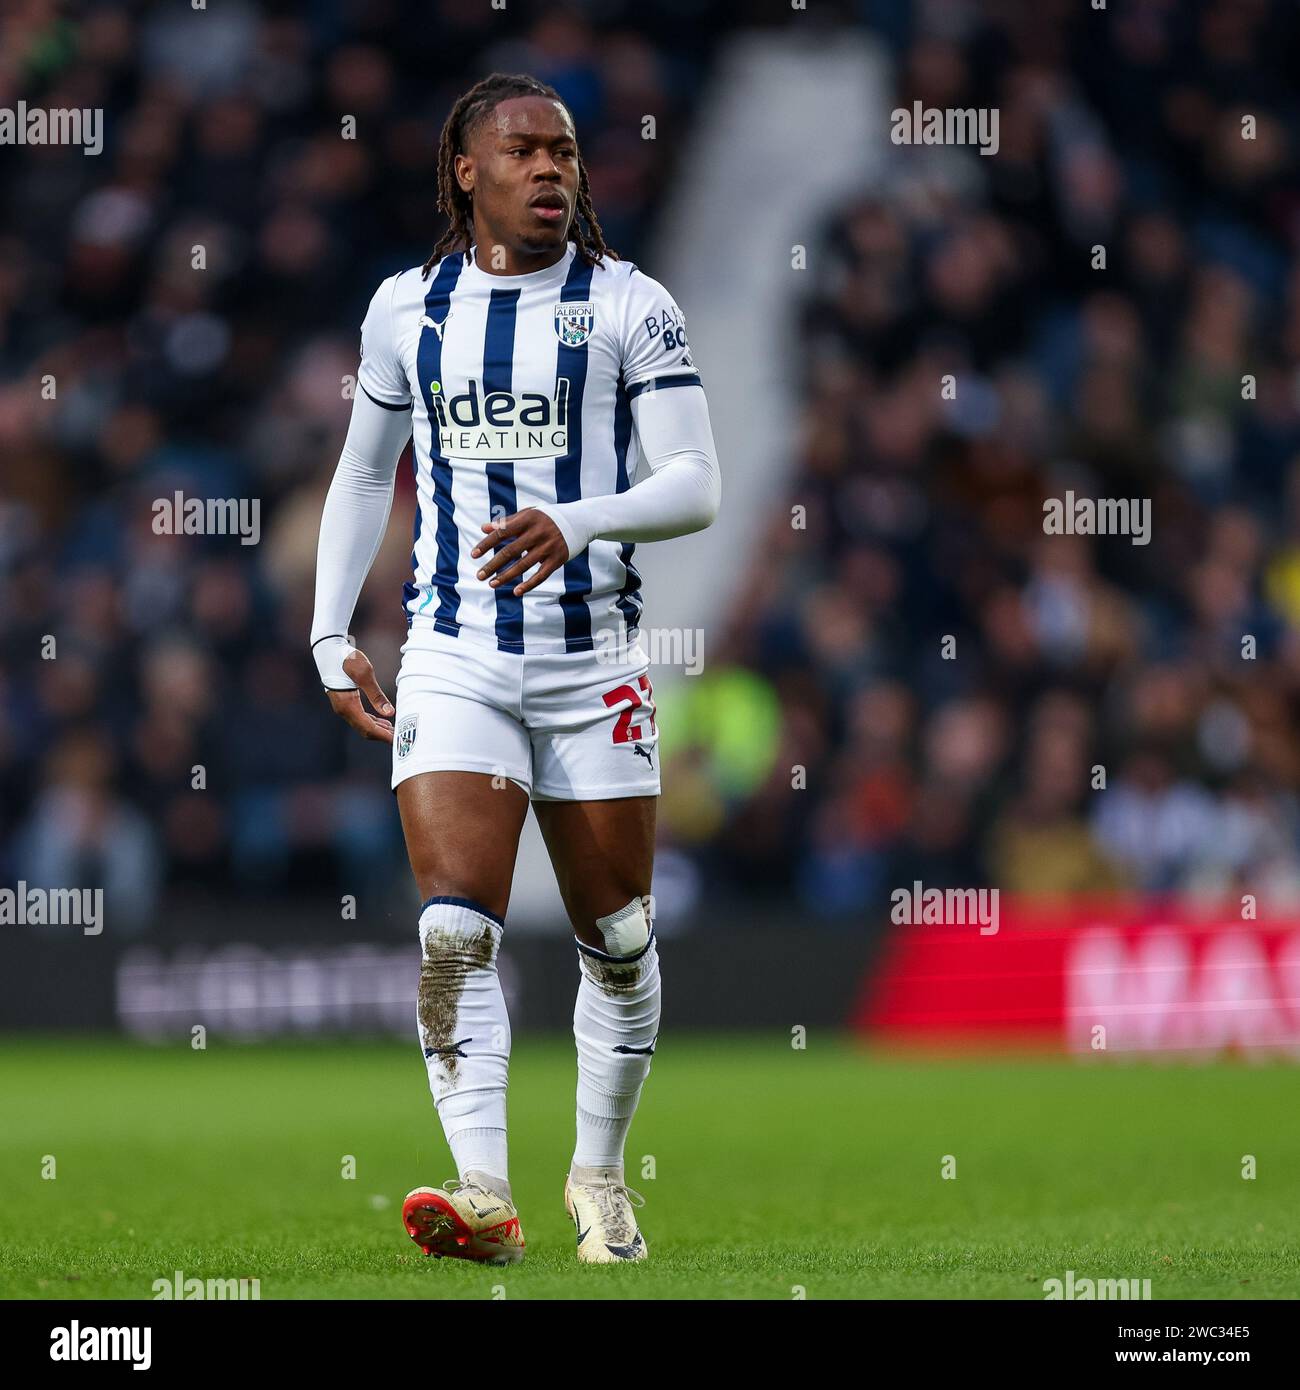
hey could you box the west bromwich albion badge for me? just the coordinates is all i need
[554,302,594,347]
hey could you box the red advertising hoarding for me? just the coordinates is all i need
[856,898,1300,1056]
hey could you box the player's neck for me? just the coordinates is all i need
[469,229,569,277]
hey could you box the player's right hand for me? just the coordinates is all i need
[326,647,395,743]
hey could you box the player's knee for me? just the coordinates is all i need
[577,895,656,992]
[408,857,508,923]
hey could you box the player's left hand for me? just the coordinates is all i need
[472,509,570,596]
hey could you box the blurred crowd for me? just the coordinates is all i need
[4,0,1300,928]
[0,0,726,927]
[663,0,1300,919]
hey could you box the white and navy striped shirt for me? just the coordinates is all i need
[356,242,702,655]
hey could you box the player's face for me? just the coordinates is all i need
[458,96,580,261]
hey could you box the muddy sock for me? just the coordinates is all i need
[416,898,510,1186]
[572,933,660,1171]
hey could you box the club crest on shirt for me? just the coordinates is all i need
[554,302,594,347]
[395,714,418,760]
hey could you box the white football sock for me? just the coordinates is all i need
[572,901,661,1173]
[416,897,510,1195]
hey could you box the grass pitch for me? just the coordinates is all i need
[1,1037,1296,1299]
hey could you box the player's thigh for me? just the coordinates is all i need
[397,771,529,920]
[391,658,533,918]
[526,645,659,944]
[532,795,656,948]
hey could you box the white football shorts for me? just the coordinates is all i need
[390,620,660,802]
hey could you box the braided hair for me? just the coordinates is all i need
[421,72,616,278]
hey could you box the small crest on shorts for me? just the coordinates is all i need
[396,714,418,760]
[554,301,594,347]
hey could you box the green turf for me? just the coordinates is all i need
[0,1037,1296,1299]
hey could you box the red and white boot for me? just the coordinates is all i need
[402,1179,525,1265]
